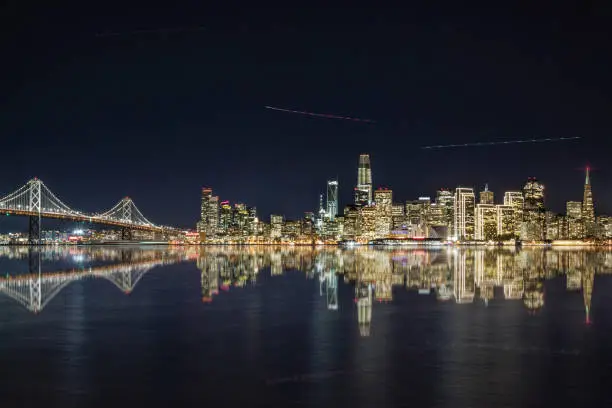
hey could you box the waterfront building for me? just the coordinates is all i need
[496,205,515,238]
[598,215,612,239]
[480,184,494,205]
[475,204,497,240]
[374,188,393,237]
[301,212,315,239]
[436,189,455,238]
[546,212,564,240]
[521,178,546,241]
[198,188,219,239]
[343,205,360,240]
[566,201,584,239]
[454,187,475,240]
[246,206,258,236]
[282,220,301,241]
[391,203,406,230]
[219,201,232,236]
[270,215,283,240]
[503,191,524,238]
[358,206,377,241]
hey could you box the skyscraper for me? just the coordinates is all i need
[567,201,584,239]
[454,188,475,240]
[523,178,545,211]
[583,167,595,228]
[496,205,515,238]
[504,191,524,238]
[356,154,373,205]
[475,204,497,240]
[219,201,232,235]
[522,178,545,240]
[480,184,494,205]
[436,189,455,238]
[327,180,338,221]
[374,188,392,237]
[198,188,218,239]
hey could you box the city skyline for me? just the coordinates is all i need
[188,153,611,244]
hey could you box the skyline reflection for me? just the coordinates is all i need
[1,246,610,334]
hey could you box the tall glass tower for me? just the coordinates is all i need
[356,154,372,205]
[326,180,338,221]
[583,167,595,224]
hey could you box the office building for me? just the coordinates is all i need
[374,188,393,237]
[496,205,515,238]
[219,201,232,235]
[198,188,219,239]
[475,204,497,240]
[436,189,455,238]
[327,180,338,220]
[523,178,545,211]
[480,184,494,205]
[504,191,524,238]
[358,206,377,241]
[583,167,595,235]
[343,205,360,239]
[454,187,475,240]
[270,215,283,239]
[566,201,584,239]
[391,203,406,230]
[356,154,373,205]
[521,178,546,241]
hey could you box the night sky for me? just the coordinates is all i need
[1,3,611,230]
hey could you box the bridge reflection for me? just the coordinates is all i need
[0,246,197,313]
[1,247,610,335]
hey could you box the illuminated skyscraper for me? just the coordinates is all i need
[522,178,545,241]
[197,188,218,239]
[454,188,475,240]
[475,204,497,240]
[219,201,232,235]
[327,180,338,220]
[479,184,494,205]
[270,215,283,239]
[391,203,406,230]
[374,188,393,237]
[523,178,544,211]
[496,205,515,238]
[436,189,455,238]
[503,191,524,238]
[356,154,372,205]
[566,201,584,239]
[582,167,595,233]
[358,206,377,241]
[342,205,360,239]
[208,196,219,235]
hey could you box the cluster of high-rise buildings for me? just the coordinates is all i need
[197,155,611,244]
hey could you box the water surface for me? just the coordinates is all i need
[1,246,611,407]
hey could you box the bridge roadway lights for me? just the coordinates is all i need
[28,215,41,245]
[121,228,133,241]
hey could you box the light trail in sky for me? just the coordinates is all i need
[421,136,582,150]
[95,26,207,38]
[265,106,376,123]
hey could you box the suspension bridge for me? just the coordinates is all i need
[0,178,178,244]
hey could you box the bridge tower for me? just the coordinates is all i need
[28,179,42,245]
